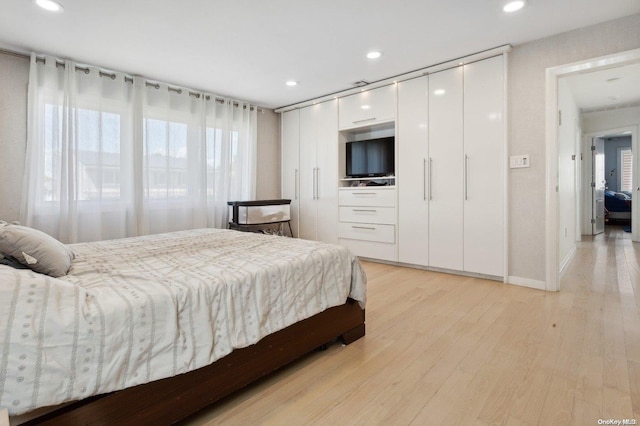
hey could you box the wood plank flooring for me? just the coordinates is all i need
[183,226,640,425]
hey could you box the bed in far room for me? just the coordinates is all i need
[0,225,366,425]
[605,190,632,220]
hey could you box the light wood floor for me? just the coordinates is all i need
[183,226,640,425]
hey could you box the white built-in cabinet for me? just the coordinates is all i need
[398,56,504,277]
[461,56,504,277]
[337,85,398,261]
[282,100,339,244]
[397,76,429,266]
[428,66,465,271]
[338,85,397,130]
[281,54,505,279]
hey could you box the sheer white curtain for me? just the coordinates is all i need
[205,98,257,228]
[22,54,257,243]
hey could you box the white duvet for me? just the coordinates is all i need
[0,229,366,416]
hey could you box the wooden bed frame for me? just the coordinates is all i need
[13,299,365,425]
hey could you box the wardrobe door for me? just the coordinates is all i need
[281,109,300,237]
[338,85,397,129]
[298,105,318,241]
[428,67,464,271]
[463,56,505,276]
[315,100,339,244]
[398,76,429,266]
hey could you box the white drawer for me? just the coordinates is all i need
[339,206,396,224]
[338,222,395,243]
[338,188,396,207]
[339,238,397,262]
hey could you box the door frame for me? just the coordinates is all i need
[582,128,637,236]
[545,48,640,292]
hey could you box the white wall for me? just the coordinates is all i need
[0,51,28,222]
[583,106,640,134]
[508,13,640,283]
[557,79,580,270]
[0,51,281,223]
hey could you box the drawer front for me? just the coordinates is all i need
[339,238,397,262]
[338,188,396,207]
[338,222,395,243]
[339,206,396,224]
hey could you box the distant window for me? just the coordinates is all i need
[619,148,633,193]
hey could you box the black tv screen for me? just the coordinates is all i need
[346,137,395,178]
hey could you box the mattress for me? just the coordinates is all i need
[0,228,366,415]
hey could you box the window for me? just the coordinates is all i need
[144,119,188,199]
[26,58,257,242]
[619,148,633,193]
[43,105,122,201]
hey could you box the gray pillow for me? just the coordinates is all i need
[0,222,74,277]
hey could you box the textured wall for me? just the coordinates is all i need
[256,109,281,200]
[0,52,28,222]
[508,13,640,282]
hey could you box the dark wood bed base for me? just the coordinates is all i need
[14,299,365,426]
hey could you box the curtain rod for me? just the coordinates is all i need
[31,55,265,112]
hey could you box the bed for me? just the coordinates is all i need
[0,225,366,425]
[605,190,632,220]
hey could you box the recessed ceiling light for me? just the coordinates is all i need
[434,89,446,96]
[285,81,298,87]
[35,0,64,12]
[361,105,371,110]
[503,0,526,13]
[366,51,382,60]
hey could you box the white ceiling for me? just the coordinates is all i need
[564,62,640,112]
[1,0,639,109]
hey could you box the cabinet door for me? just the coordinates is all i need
[428,67,464,271]
[298,105,318,241]
[398,76,429,266]
[281,109,300,237]
[339,85,397,129]
[315,100,339,244]
[463,56,504,276]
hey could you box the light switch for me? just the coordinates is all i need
[510,155,530,169]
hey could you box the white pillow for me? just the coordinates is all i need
[0,222,74,277]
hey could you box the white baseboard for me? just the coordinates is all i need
[507,276,548,291]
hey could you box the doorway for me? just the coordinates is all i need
[584,130,634,235]
[545,48,640,292]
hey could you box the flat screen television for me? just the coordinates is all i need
[346,137,395,178]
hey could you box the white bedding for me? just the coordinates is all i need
[0,229,366,416]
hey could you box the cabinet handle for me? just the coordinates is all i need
[352,225,376,230]
[316,168,320,200]
[312,168,317,200]
[423,158,427,201]
[353,192,376,195]
[352,117,377,124]
[294,169,299,200]
[352,209,377,212]
[429,158,433,201]
[464,154,469,201]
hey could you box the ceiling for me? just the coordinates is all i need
[564,62,640,112]
[1,1,639,109]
